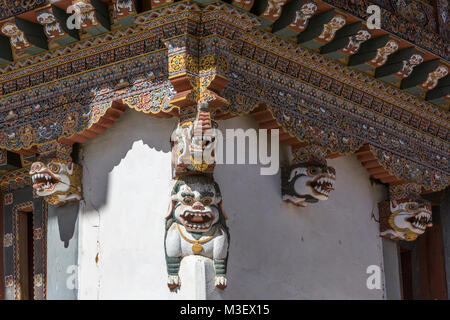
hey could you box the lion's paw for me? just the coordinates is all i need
[167,275,180,291]
[215,275,227,290]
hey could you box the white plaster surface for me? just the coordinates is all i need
[77,109,391,299]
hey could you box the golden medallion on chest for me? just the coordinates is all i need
[192,242,203,255]
[177,224,217,255]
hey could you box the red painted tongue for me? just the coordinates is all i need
[191,216,204,222]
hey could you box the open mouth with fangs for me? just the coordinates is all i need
[180,210,214,232]
[31,171,60,193]
[407,212,432,231]
[308,175,335,197]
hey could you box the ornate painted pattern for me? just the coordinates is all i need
[0,1,448,193]
[0,0,46,20]
[321,0,448,59]
[370,145,449,191]
[437,0,449,41]
[201,7,449,131]
[0,167,32,192]
[222,30,449,142]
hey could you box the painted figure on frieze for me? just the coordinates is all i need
[29,142,82,206]
[165,175,230,291]
[72,0,98,27]
[395,53,423,78]
[1,22,30,50]
[369,40,399,67]
[342,29,372,55]
[114,0,136,16]
[36,10,65,39]
[282,145,336,206]
[421,65,448,90]
[290,1,318,33]
[379,183,432,241]
[319,15,346,42]
[171,103,217,178]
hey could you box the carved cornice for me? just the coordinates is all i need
[0,1,448,191]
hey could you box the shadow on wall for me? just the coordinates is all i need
[48,202,79,248]
[79,109,176,214]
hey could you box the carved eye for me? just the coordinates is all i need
[183,197,194,205]
[201,198,212,206]
[307,167,318,176]
[49,163,60,173]
[407,203,418,210]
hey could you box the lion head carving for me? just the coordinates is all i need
[379,184,432,241]
[281,145,336,206]
[30,160,82,206]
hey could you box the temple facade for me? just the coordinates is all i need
[0,0,449,300]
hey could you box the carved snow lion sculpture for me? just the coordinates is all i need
[30,160,82,206]
[282,145,336,206]
[165,175,229,291]
[379,184,432,241]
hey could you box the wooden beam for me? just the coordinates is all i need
[0,34,13,64]
[259,120,280,129]
[272,0,316,39]
[356,153,375,162]
[375,47,414,80]
[281,137,301,146]
[426,74,450,104]
[347,35,389,67]
[380,176,400,183]
[367,167,388,175]
[401,59,440,90]
[372,172,394,179]
[320,22,362,55]
[297,9,335,46]
[362,160,382,169]
[252,111,275,123]
[14,17,48,51]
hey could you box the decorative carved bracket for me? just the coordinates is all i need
[30,142,82,206]
[281,144,336,207]
[379,183,432,242]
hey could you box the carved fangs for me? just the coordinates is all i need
[407,212,432,230]
[309,175,335,197]
[180,211,214,232]
[31,171,61,192]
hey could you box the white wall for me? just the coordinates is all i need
[77,109,389,299]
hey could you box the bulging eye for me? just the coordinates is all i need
[407,203,418,210]
[49,164,60,172]
[307,168,318,176]
[183,197,194,205]
[202,198,212,206]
